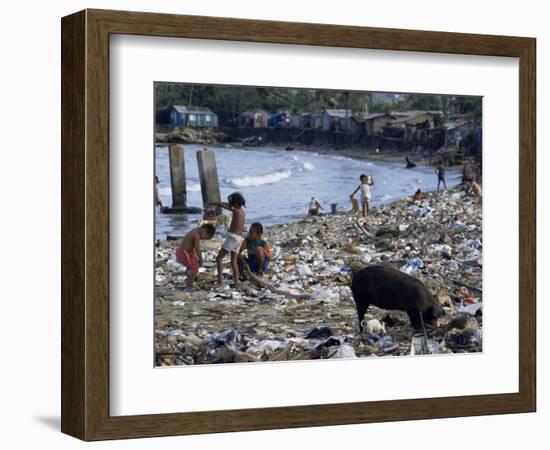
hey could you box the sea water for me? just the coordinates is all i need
[155,145,461,240]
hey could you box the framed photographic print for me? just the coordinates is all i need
[61,9,536,441]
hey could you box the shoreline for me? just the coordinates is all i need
[155,186,483,366]
[155,144,465,241]
[158,140,443,167]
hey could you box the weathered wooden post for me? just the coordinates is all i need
[196,149,222,214]
[169,144,187,209]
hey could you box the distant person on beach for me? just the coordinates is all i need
[209,192,246,288]
[308,197,323,216]
[413,189,423,202]
[239,223,271,276]
[176,223,216,290]
[350,174,374,218]
[405,155,416,168]
[435,161,447,190]
[155,176,163,211]
[466,179,482,197]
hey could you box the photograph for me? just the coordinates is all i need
[153,82,483,366]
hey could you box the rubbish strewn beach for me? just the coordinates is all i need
[155,186,482,366]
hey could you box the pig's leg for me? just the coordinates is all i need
[356,302,369,333]
[407,310,423,330]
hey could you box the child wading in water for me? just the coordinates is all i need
[350,174,374,218]
[239,223,271,275]
[176,223,216,290]
[210,192,246,288]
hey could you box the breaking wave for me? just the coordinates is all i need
[225,169,292,187]
[158,183,201,196]
[302,162,315,171]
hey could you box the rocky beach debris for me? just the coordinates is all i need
[156,126,230,145]
[155,187,482,366]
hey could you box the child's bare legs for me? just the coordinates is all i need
[254,249,265,275]
[362,200,367,218]
[186,269,198,288]
[366,200,370,218]
[216,248,228,287]
[230,251,240,287]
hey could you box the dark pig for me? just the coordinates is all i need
[351,266,444,332]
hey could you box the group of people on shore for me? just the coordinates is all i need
[171,158,481,291]
[175,192,271,290]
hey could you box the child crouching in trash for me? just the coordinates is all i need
[238,223,271,276]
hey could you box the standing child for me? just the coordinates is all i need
[435,161,447,190]
[350,174,374,218]
[210,192,246,287]
[176,223,216,289]
[239,223,271,275]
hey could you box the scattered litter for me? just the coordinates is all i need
[155,187,482,365]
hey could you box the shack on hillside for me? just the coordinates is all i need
[170,105,218,127]
[322,109,353,131]
[355,112,399,135]
[241,109,271,128]
[387,110,442,129]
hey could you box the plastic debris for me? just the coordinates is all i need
[155,186,482,365]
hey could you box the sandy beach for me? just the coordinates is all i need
[155,185,482,366]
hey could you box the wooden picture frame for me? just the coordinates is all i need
[61,9,536,441]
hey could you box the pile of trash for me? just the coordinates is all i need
[155,187,482,366]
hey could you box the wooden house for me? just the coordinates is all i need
[241,109,271,128]
[311,113,323,129]
[387,110,442,129]
[322,109,353,131]
[170,105,218,127]
[358,112,399,135]
[290,113,302,128]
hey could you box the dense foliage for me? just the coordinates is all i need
[155,83,481,124]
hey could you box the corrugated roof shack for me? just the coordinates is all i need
[387,110,442,129]
[170,106,218,127]
[359,113,399,135]
[240,109,271,128]
[268,112,291,127]
[322,109,353,131]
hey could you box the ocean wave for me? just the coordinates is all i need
[302,162,315,171]
[225,169,292,187]
[158,183,201,195]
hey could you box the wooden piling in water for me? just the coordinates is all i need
[169,144,187,209]
[196,149,222,214]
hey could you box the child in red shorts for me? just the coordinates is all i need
[176,223,215,289]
